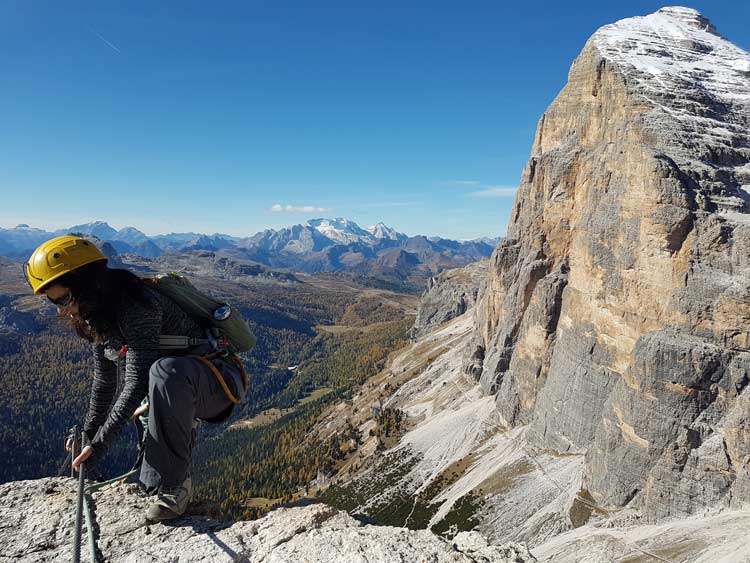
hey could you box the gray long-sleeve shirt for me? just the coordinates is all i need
[83,285,205,462]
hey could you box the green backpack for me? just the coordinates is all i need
[146,273,256,354]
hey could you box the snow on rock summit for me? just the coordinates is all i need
[590,6,750,200]
[593,6,749,103]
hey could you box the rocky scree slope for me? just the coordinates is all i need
[0,478,536,563]
[465,6,750,523]
[310,289,750,562]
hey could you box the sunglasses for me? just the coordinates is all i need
[47,292,74,307]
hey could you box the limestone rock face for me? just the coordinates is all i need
[412,259,490,338]
[468,7,750,521]
[0,477,537,563]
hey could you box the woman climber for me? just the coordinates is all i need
[24,235,251,521]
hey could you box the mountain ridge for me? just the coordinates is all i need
[0,219,499,285]
[0,218,499,256]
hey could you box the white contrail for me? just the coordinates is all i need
[87,26,121,54]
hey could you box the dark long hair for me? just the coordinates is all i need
[53,261,149,343]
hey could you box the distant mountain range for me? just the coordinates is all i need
[1,219,500,282]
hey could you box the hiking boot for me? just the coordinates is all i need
[146,476,192,522]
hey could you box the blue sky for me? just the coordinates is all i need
[1,1,748,240]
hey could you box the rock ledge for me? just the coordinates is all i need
[0,478,536,563]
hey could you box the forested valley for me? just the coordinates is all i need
[0,264,417,520]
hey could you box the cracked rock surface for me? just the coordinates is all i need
[0,478,536,563]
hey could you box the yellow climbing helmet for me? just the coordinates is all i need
[24,235,108,294]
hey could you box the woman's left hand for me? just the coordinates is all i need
[72,445,93,471]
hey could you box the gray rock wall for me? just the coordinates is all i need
[412,259,489,338]
[467,8,750,522]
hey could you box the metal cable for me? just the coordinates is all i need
[71,429,85,563]
[82,494,98,563]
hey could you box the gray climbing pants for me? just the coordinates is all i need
[139,353,244,491]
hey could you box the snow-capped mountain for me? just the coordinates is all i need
[306,218,380,244]
[365,222,408,241]
[252,218,408,248]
